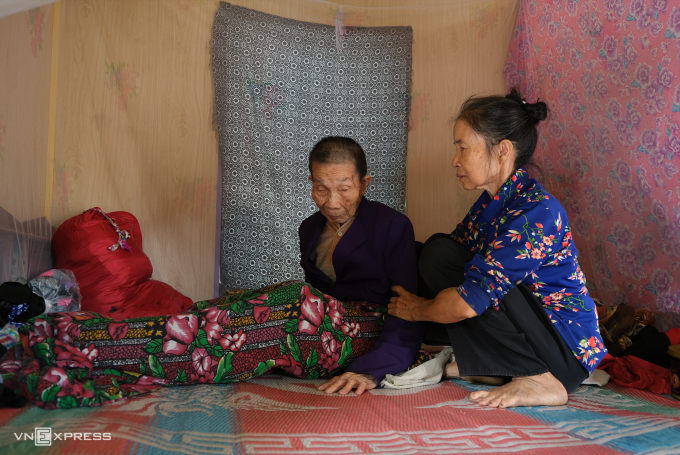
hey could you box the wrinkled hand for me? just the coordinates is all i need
[388,285,426,321]
[317,372,377,395]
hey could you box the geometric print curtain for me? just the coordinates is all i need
[212,3,413,292]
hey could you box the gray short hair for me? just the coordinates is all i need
[308,137,367,178]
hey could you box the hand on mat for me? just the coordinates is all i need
[317,372,377,395]
[388,286,426,321]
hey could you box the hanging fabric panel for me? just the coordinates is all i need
[212,2,412,291]
[504,0,680,329]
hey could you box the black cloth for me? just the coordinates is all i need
[0,384,27,408]
[419,235,588,393]
[299,197,419,306]
[0,281,45,326]
[621,325,671,368]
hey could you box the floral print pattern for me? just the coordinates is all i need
[0,282,428,409]
[504,0,680,330]
[25,8,44,57]
[105,62,138,110]
[452,168,606,372]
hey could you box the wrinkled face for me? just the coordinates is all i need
[309,161,372,226]
[452,120,501,194]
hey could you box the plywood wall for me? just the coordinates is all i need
[51,0,219,300]
[1,0,518,300]
[0,4,53,221]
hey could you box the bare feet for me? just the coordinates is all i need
[468,372,568,408]
[444,362,505,386]
[444,361,460,378]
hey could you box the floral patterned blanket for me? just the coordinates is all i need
[0,281,396,409]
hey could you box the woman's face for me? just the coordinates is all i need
[309,161,372,226]
[452,120,502,195]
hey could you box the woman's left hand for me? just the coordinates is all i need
[317,372,377,395]
[388,286,427,321]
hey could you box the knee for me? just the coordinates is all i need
[419,238,457,275]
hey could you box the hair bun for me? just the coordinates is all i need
[505,87,548,125]
[524,100,548,125]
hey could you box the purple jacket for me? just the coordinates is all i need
[299,197,425,384]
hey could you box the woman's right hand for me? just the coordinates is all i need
[388,285,427,321]
[391,286,477,324]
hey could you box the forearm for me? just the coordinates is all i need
[415,287,477,324]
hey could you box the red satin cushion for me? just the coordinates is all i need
[53,210,192,319]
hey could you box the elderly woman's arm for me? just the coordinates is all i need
[388,286,477,323]
[343,215,425,378]
[318,313,424,394]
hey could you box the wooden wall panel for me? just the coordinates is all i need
[52,0,219,300]
[2,0,518,300]
[406,0,520,240]
[0,5,53,222]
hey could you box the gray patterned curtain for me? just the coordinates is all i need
[212,3,412,292]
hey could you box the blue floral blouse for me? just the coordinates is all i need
[452,168,606,374]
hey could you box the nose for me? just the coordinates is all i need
[326,191,343,208]
[451,151,460,168]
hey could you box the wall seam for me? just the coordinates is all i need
[45,0,61,222]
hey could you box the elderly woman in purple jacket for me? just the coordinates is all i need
[300,137,424,395]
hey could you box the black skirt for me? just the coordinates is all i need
[419,235,588,393]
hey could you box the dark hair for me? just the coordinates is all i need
[308,136,368,179]
[456,88,548,174]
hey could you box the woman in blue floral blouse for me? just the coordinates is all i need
[388,89,606,408]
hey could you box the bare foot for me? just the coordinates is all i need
[468,372,567,408]
[444,361,460,378]
[443,362,505,385]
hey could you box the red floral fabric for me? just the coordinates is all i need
[0,281,408,409]
[504,0,680,329]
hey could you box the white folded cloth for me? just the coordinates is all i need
[581,369,610,387]
[380,347,453,389]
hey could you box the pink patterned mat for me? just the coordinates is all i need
[2,375,680,454]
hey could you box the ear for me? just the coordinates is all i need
[308,175,314,183]
[360,174,372,194]
[497,139,515,164]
